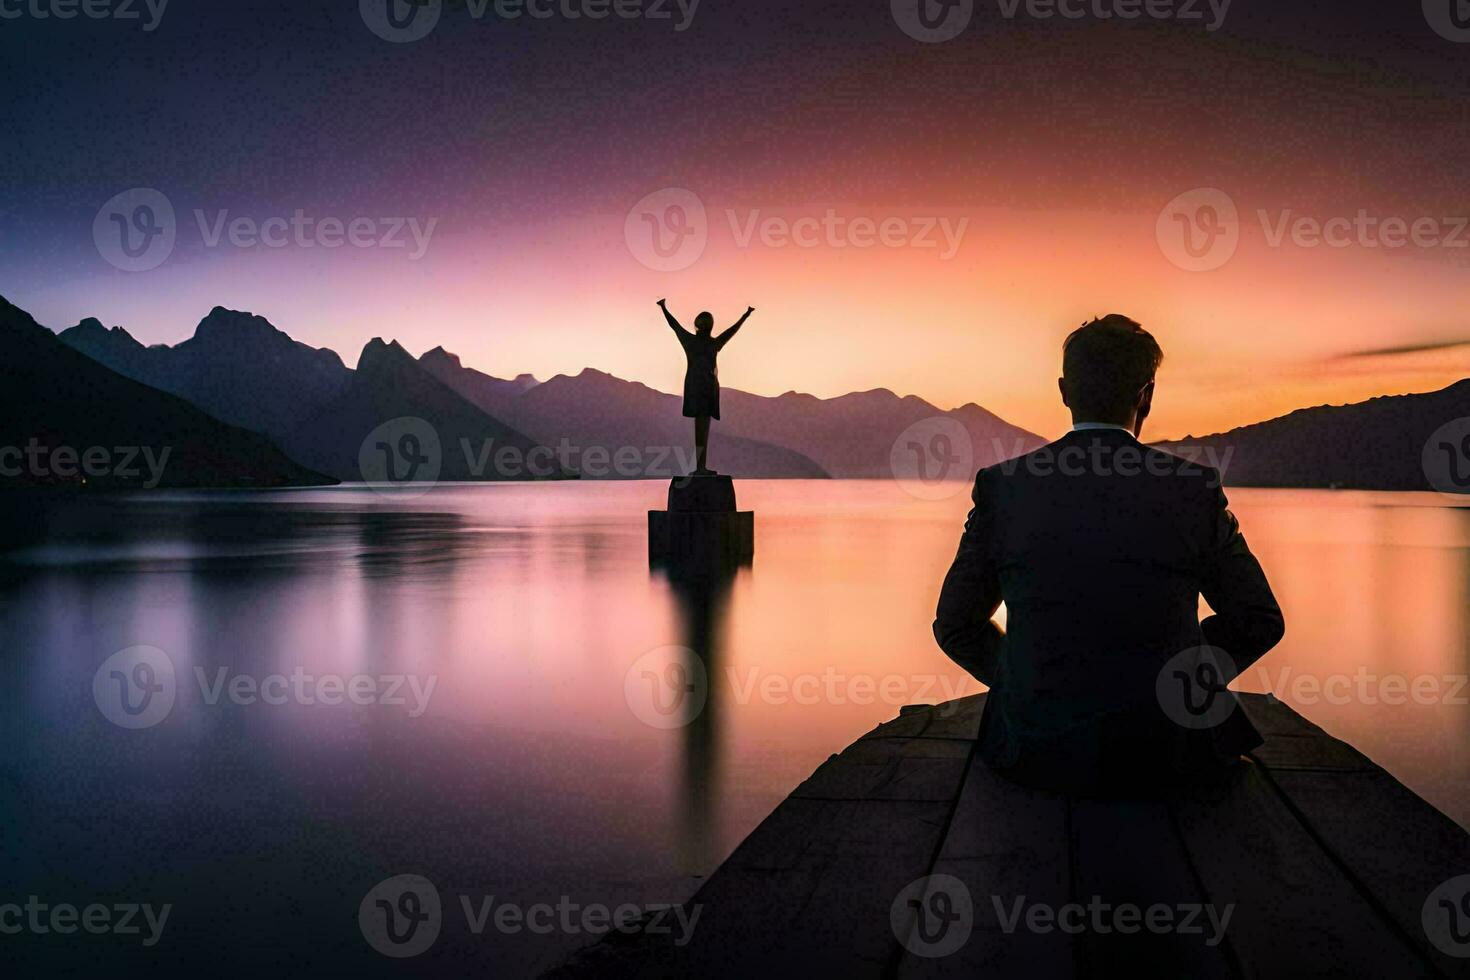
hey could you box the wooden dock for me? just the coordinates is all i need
[550,693,1469,978]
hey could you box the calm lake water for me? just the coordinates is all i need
[1,481,1466,976]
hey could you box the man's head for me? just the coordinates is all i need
[1058,314,1163,435]
[695,312,715,335]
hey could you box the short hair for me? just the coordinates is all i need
[695,312,715,332]
[1061,314,1163,419]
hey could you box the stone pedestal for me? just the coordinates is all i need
[649,474,754,570]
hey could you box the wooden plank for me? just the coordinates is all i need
[1068,797,1236,979]
[551,692,1470,979]
[791,735,974,802]
[1239,694,1376,772]
[1244,694,1470,975]
[1254,766,1470,977]
[551,702,979,977]
[858,694,987,742]
[897,756,1072,978]
[1172,760,1429,978]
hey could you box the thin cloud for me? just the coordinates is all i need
[1332,339,1470,359]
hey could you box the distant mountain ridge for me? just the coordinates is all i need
[469,366,831,479]
[1,296,329,489]
[52,300,1467,491]
[279,337,565,483]
[61,307,352,447]
[1156,380,1470,491]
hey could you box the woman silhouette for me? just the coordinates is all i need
[658,299,754,475]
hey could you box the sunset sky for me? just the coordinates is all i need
[3,0,1467,439]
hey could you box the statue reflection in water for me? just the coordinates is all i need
[659,565,739,877]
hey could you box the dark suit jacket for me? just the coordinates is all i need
[933,428,1285,794]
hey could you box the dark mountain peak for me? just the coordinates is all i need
[511,373,539,389]
[1,295,331,488]
[195,306,281,339]
[421,345,462,370]
[177,306,348,377]
[0,293,50,339]
[61,317,144,351]
[356,337,417,376]
[840,387,900,403]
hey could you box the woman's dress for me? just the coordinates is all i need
[678,330,722,419]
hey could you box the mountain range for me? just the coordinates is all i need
[0,297,327,488]
[55,302,1044,484]
[1158,381,1470,491]
[7,294,1465,492]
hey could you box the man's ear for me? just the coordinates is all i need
[1136,381,1155,423]
[1058,377,1070,408]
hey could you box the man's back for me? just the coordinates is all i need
[934,427,1285,794]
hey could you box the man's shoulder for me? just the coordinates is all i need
[975,437,1223,491]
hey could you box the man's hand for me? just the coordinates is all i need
[746,306,755,315]
[657,298,667,308]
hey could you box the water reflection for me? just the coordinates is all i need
[0,483,1464,976]
[663,566,738,876]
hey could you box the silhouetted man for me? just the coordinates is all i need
[934,315,1284,794]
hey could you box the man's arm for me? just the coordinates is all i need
[933,469,1004,686]
[715,306,754,349]
[657,299,689,336]
[1198,479,1285,679]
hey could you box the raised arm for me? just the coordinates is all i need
[657,299,689,336]
[715,306,754,349]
